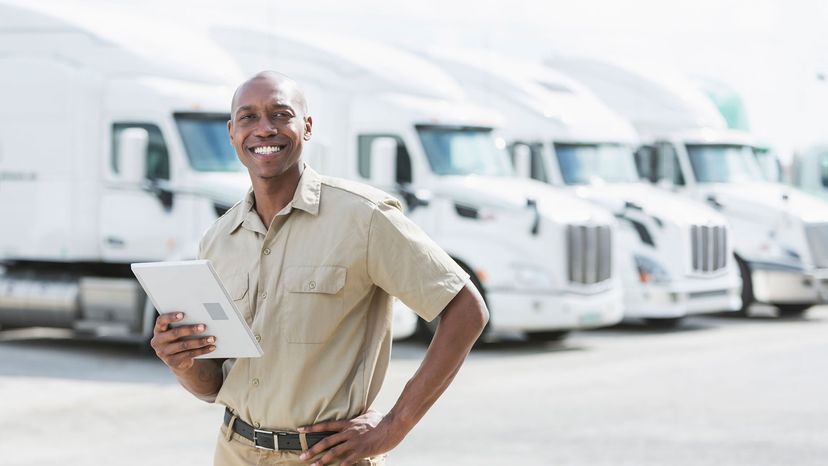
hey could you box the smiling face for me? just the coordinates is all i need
[227,73,312,183]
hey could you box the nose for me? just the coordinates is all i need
[253,115,277,137]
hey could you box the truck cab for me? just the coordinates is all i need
[429,50,741,326]
[209,27,625,339]
[636,129,828,315]
[547,55,828,316]
[0,4,418,341]
[0,3,252,340]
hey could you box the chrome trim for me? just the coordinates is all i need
[691,225,727,273]
[568,224,612,285]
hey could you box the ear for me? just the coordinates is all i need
[227,119,234,144]
[303,115,313,141]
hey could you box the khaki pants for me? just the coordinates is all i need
[214,425,386,466]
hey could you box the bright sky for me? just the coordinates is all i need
[33,0,828,156]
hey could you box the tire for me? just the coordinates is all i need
[643,317,684,329]
[526,330,570,342]
[417,315,440,338]
[776,304,810,318]
[735,255,754,317]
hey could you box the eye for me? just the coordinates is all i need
[239,114,255,121]
[273,111,292,119]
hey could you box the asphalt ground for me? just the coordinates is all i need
[1,306,826,465]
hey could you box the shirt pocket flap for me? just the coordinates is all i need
[285,266,346,295]
[222,272,249,301]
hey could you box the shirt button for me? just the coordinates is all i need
[263,248,271,255]
[254,422,261,428]
[251,378,260,386]
[308,280,316,290]
[255,334,262,343]
[260,291,267,299]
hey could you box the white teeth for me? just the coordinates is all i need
[253,146,282,155]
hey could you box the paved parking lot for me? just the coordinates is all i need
[2,307,827,465]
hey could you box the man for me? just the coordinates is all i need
[150,71,489,466]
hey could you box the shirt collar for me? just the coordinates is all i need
[228,164,322,234]
[291,163,322,216]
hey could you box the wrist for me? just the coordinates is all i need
[382,408,416,439]
[171,363,201,380]
[173,360,222,392]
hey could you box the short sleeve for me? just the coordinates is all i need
[367,199,469,322]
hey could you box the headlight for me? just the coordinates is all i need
[510,263,556,289]
[635,255,670,284]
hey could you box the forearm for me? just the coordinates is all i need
[385,285,488,434]
[173,359,225,402]
[295,285,488,464]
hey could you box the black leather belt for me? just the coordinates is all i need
[224,408,336,451]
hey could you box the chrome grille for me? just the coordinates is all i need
[567,224,612,285]
[691,225,727,273]
[805,223,828,268]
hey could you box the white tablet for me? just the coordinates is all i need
[131,260,263,359]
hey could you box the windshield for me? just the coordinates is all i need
[686,144,764,183]
[554,143,639,185]
[175,113,245,172]
[417,126,513,177]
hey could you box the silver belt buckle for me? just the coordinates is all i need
[253,428,278,451]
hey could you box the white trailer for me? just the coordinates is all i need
[0,3,423,341]
[427,50,741,326]
[548,56,828,316]
[209,27,624,339]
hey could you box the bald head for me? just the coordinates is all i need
[230,71,308,117]
[227,71,314,183]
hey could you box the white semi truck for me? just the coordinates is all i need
[548,56,828,316]
[0,3,426,342]
[209,27,624,339]
[428,50,741,326]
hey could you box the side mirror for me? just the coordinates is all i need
[512,144,532,179]
[117,128,148,184]
[369,137,398,188]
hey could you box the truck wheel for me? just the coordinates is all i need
[526,330,570,342]
[643,317,684,329]
[735,256,754,317]
[776,304,810,318]
[418,315,440,338]
[139,333,156,355]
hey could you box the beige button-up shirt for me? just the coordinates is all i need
[199,165,468,430]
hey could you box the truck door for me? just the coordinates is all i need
[100,123,181,262]
[635,143,685,188]
[356,133,435,228]
[357,134,412,190]
[509,142,548,183]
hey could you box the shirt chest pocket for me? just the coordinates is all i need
[222,272,252,324]
[283,265,347,343]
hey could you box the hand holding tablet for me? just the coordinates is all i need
[131,260,263,359]
[151,311,218,367]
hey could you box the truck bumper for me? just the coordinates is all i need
[749,262,828,304]
[814,270,828,302]
[623,276,742,319]
[486,286,624,332]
